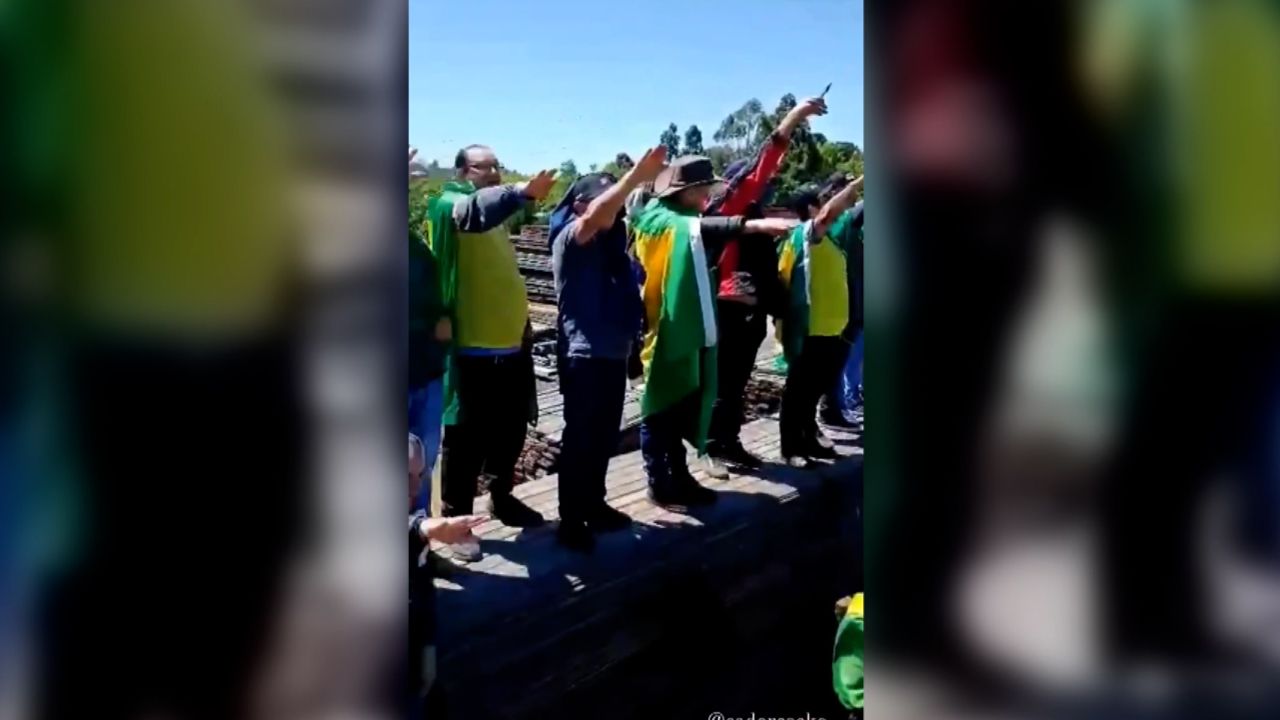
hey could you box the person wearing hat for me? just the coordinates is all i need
[703,96,829,474]
[428,145,559,547]
[632,156,798,508]
[777,175,863,466]
[548,147,668,552]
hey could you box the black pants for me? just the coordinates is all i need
[640,390,703,489]
[42,335,301,720]
[1101,299,1280,658]
[709,301,767,447]
[558,356,627,523]
[780,336,851,457]
[440,352,531,515]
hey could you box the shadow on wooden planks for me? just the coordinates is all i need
[431,417,862,720]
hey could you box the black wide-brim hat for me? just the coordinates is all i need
[653,155,722,198]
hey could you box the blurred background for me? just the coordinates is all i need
[2,1,406,718]
[865,0,1280,717]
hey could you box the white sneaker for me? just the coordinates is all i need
[702,455,730,480]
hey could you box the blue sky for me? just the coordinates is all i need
[409,0,863,174]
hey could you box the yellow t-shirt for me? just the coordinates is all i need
[456,225,528,349]
[806,224,850,337]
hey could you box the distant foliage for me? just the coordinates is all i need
[714,93,864,203]
[682,124,705,156]
[659,123,681,160]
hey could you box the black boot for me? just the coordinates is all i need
[709,440,764,470]
[586,503,632,533]
[490,493,546,528]
[556,519,596,553]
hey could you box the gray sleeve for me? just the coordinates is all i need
[451,185,528,232]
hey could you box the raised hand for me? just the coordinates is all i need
[631,146,668,184]
[519,169,559,201]
[778,97,829,138]
[795,96,829,119]
[409,146,426,179]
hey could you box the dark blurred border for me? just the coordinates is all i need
[3,1,407,717]
[867,1,1280,717]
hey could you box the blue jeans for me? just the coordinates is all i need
[640,390,703,489]
[828,331,864,412]
[559,357,628,523]
[408,379,444,512]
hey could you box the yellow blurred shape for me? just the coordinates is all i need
[73,0,294,338]
[1183,0,1280,293]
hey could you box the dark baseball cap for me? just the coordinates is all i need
[568,172,618,204]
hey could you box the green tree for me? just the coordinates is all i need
[659,123,681,159]
[682,124,705,156]
[713,99,765,157]
[706,145,735,175]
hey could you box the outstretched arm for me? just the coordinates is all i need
[573,146,668,244]
[810,176,863,243]
[452,170,558,232]
[707,97,828,217]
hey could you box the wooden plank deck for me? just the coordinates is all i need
[431,416,862,720]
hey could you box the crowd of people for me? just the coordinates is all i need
[408,93,864,714]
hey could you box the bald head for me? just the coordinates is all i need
[455,144,501,188]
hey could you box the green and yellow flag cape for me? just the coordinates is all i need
[777,210,857,365]
[832,592,865,712]
[632,199,719,453]
[425,181,537,427]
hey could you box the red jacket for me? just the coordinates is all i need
[706,132,790,304]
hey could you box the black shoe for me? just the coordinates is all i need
[820,408,858,429]
[808,442,840,460]
[490,494,546,528]
[678,480,718,506]
[647,481,718,511]
[647,485,692,513]
[709,441,763,470]
[556,520,596,553]
[586,503,632,533]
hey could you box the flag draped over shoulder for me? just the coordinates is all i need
[632,198,718,453]
[832,593,865,712]
[426,181,473,426]
[777,222,812,366]
[777,209,857,364]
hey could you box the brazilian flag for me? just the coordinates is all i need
[631,198,719,453]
